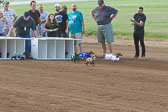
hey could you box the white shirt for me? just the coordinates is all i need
[0,8,17,29]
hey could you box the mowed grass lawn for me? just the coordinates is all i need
[4,0,168,38]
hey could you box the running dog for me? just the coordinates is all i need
[86,54,96,67]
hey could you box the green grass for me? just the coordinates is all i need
[5,0,168,38]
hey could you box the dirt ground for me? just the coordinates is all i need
[0,36,168,112]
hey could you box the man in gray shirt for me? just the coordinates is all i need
[7,11,38,53]
[91,0,118,58]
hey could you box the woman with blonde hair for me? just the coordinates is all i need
[45,13,58,37]
[0,11,8,36]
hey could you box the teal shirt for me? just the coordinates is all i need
[68,11,83,33]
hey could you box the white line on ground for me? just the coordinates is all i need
[8,0,94,6]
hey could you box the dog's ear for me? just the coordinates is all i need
[116,53,123,57]
[88,51,94,55]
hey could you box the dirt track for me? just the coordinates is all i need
[0,36,168,112]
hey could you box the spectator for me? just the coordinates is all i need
[28,0,41,37]
[0,1,17,37]
[0,11,8,36]
[45,14,58,37]
[91,0,118,58]
[54,4,68,37]
[130,7,146,58]
[6,11,38,53]
[66,3,85,54]
[38,4,48,37]
[62,5,68,14]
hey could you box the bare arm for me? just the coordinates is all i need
[6,26,14,37]
[38,18,42,33]
[81,21,85,34]
[0,18,8,24]
[65,20,69,34]
[110,11,118,21]
[130,19,144,27]
[41,18,46,23]
[44,28,58,32]
[33,30,39,38]
[13,16,17,23]
[4,18,8,24]
[91,12,96,21]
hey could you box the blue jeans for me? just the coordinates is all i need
[0,32,6,36]
[16,34,31,53]
[30,26,40,37]
[56,32,68,38]
[41,32,47,37]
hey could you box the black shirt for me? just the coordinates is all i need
[13,16,36,35]
[92,5,118,25]
[54,11,68,33]
[133,13,146,31]
[29,10,40,26]
[45,22,57,37]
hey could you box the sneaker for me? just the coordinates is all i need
[131,55,139,59]
[141,55,145,59]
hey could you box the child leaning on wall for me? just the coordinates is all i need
[0,11,8,36]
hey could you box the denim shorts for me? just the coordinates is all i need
[97,23,114,43]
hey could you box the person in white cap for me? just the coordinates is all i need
[54,3,68,37]
[0,1,17,37]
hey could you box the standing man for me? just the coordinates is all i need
[38,4,48,37]
[54,4,68,37]
[91,0,118,58]
[0,1,17,37]
[130,7,146,58]
[66,3,85,53]
[28,1,41,37]
[6,11,38,53]
[62,5,68,14]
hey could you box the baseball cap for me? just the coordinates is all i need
[54,4,60,8]
[98,0,104,6]
[3,1,9,5]
[24,11,30,18]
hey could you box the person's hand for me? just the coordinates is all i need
[130,18,135,22]
[53,28,58,31]
[65,29,68,34]
[82,29,85,34]
[110,18,113,21]
[49,29,53,32]
[39,27,42,34]
[6,34,10,37]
